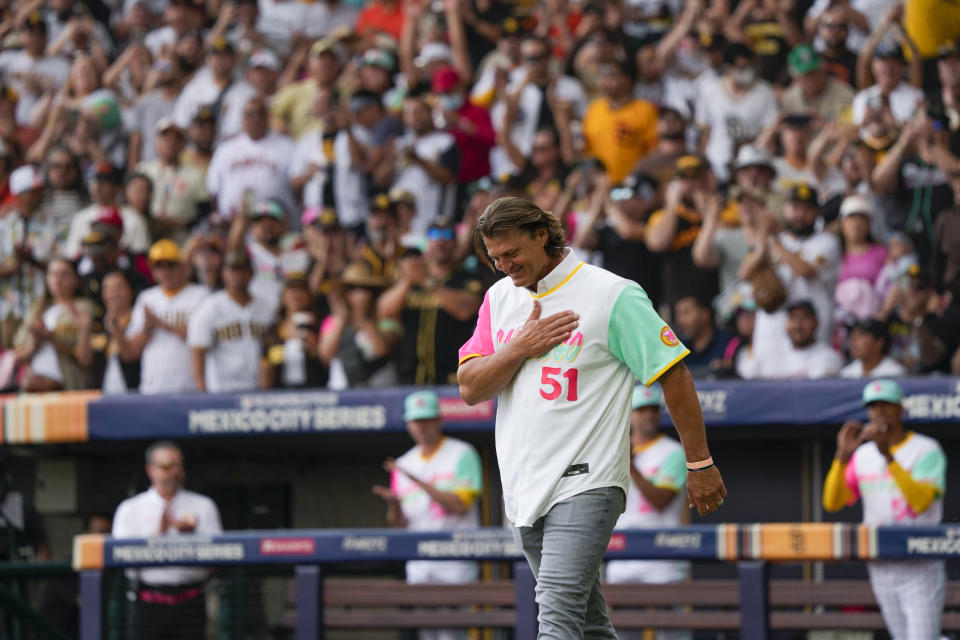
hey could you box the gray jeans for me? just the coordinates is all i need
[511,486,626,639]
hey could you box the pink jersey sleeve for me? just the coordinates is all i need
[390,468,400,494]
[844,453,860,503]
[458,289,493,366]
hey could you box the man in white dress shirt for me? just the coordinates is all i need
[112,441,222,640]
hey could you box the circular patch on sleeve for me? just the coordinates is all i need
[659,326,679,347]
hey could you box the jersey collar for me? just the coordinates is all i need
[531,248,583,299]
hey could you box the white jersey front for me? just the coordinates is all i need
[392,436,483,585]
[743,340,844,380]
[607,434,689,584]
[128,284,210,394]
[459,249,689,527]
[206,132,296,220]
[112,487,222,586]
[187,290,275,392]
[391,131,458,234]
[839,357,906,379]
[845,431,946,526]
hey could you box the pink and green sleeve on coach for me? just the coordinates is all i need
[458,290,493,366]
[607,284,690,386]
[651,448,687,491]
[912,448,947,495]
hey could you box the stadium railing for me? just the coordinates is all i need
[73,523,960,639]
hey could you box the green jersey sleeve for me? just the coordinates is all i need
[608,283,690,386]
[913,447,947,494]
[455,446,484,494]
[651,448,687,491]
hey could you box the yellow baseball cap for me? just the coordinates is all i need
[148,239,182,263]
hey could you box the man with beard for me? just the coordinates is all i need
[172,37,239,133]
[182,105,217,174]
[128,53,185,168]
[358,194,407,281]
[631,106,689,189]
[741,183,841,370]
[811,7,857,86]
[744,300,843,379]
[378,219,484,385]
[0,14,70,127]
[271,38,342,140]
[671,296,734,379]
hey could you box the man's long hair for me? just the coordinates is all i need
[472,197,566,271]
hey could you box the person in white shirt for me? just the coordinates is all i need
[63,163,152,258]
[187,250,276,392]
[112,440,222,640]
[457,197,725,637]
[694,42,778,183]
[331,90,383,230]
[206,97,296,220]
[389,93,460,235]
[840,318,906,379]
[743,300,843,379]
[216,48,280,142]
[171,36,238,131]
[0,14,70,126]
[143,0,198,56]
[851,44,923,126]
[373,390,484,640]
[606,385,691,640]
[123,240,210,394]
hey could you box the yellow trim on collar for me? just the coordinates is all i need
[530,262,585,299]
[643,349,690,387]
[890,431,914,455]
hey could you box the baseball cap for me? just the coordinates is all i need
[223,250,252,269]
[94,206,124,230]
[362,48,396,71]
[389,188,415,207]
[862,378,903,406]
[785,299,816,315]
[0,85,18,105]
[839,194,873,218]
[155,117,181,135]
[9,165,44,195]
[788,182,819,205]
[341,261,388,288]
[674,155,707,179]
[404,390,440,421]
[852,317,888,338]
[252,200,286,221]
[733,145,775,172]
[81,230,112,254]
[414,42,452,68]
[467,177,494,196]
[431,66,460,94]
[92,162,122,184]
[371,192,393,213]
[193,104,216,123]
[248,49,280,71]
[209,36,235,55]
[348,90,381,112]
[874,42,905,62]
[23,12,46,31]
[788,44,822,77]
[938,40,960,60]
[148,239,182,263]
[284,272,309,289]
[632,385,661,409]
[302,206,340,230]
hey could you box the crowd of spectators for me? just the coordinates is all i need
[0,0,959,394]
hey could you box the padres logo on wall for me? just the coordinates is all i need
[659,326,679,347]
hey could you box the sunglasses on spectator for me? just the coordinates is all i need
[524,54,547,63]
[427,228,455,241]
[609,187,635,202]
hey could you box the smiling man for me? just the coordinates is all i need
[457,197,725,638]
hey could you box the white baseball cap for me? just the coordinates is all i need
[248,49,281,71]
[840,194,873,218]
[414,42,452,68]
[10,165,44,195]
[733,145,775,172]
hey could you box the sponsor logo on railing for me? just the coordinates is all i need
[188,405,387,434]
[654,533,703,550]
[902,392,960,420]
[341,536,389,552]
[259,538,316,556]
[417,531,520,558]
[111,540,245,564]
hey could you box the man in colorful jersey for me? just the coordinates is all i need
[373,389,483,640]
[457,197,725,638]
[606,385,691,640]
[823,379,947,640]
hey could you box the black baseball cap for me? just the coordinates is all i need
[785,299,816,316]
[223,250,252,269]
[788,182,819,205]
[874,43,905,62]
[852,318,889,338]
[24,12,46,31]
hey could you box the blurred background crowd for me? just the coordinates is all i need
[0,0,959,394]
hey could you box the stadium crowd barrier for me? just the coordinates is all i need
[3,377,960,443]
[73,523,960,639]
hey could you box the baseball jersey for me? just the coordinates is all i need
[206,132,297,220]
[392,436,483,585]
[112,488,222,586]
[187,290,276,393]
[845,432,946,526]
[391,131,459,234]
[458,249,689,527]
[128,284,210,394]
[62,205,152,259]
[608,434,689,584]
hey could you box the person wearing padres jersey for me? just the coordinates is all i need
[113,441,222,640]
[372,390,483,640]
[606,385,691,640]
[458,198,725,638]
[823,379,947,640]
[123,240,209,394]
[187,251,276,392]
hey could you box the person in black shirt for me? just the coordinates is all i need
[260,274,329,389]
[672,295,734,378]
[379,220,484,385]
[813,7,857,87]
